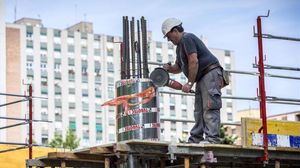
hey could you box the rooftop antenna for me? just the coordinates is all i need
[14,0,17,21]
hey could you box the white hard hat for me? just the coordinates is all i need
[161,18,182,38]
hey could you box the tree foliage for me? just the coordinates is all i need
[220,124,238,145]
[49,129,80,150]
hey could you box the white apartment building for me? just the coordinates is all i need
[3,18,235,147]
[0,0,6,142]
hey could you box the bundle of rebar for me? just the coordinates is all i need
[121,16,149,79]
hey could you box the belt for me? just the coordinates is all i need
[200,63,221,79]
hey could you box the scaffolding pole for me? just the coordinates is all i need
[256,11,269,163]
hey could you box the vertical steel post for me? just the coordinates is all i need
[257,15,268,163]
[29,84,33,160]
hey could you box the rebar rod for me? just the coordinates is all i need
[130,17,136,78]
[137,20,142,78]
[125,16,130,79]
[141,17,149,78]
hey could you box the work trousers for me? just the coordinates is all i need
[188,67,223,144]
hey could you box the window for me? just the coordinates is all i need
[55,99,62,108]
[106,35,114,42]
[55,85,61,95]
[54,43,61,52]
[227,113,233,122]
[82,116,89,125]
[53,29,61,37]
[107,62,114,73]
[107,48,113,56]
[82,89,89,97]
[225,63,231,70]
[225,50,231,57]
[68,58,75,66]
[96,123,102,132]
[69,102,76,109]
[226,89,232,95]
[156,53,162,63]
[107,77,114,86]
[26,26,33,37]
[81,46,88,55]
[55,113,62,122]
[26,40,33,49]
[182,109,187,118]
[40,42,47,51]
[68,45,74,53]
[95,61,101,73]
[40,28,47,36]
[82,102,89,111]
[170,105,176,117]
[69,117,76,131]
[94,48,101,56]
[171,121,176,131]
[95,88,101,98]
[68,70,75,82]
[69,88,75,95]
[156,42,162,48]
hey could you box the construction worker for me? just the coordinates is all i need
[161,18,224,144]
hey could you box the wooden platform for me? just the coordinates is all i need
[26,140,300,168]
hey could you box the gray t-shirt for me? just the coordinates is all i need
[176,32,219,81]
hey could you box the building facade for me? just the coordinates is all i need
[3,18,235,147]
[0,0,6,142]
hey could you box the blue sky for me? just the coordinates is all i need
[4,0,300,116]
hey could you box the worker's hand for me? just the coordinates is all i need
[182,83,193,93]
[162,62,172,72]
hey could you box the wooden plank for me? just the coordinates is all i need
[47,152,104,162]
[184,157,190,168]
[104,158,110,168]
[61,161,66,168]
[90,146,113,154]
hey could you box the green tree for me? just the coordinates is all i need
[63,129,80,150]
[49,129,80,150]
[220,124,238,145]
[49,131,63,148]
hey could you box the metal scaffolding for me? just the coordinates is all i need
[0,84,49,168]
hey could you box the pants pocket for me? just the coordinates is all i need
[207,88,222,110]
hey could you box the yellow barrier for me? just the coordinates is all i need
[0,145,59,168]
[241,117,300,149]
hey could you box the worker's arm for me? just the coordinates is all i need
[163,60,182,74]
[182,52,198,93]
